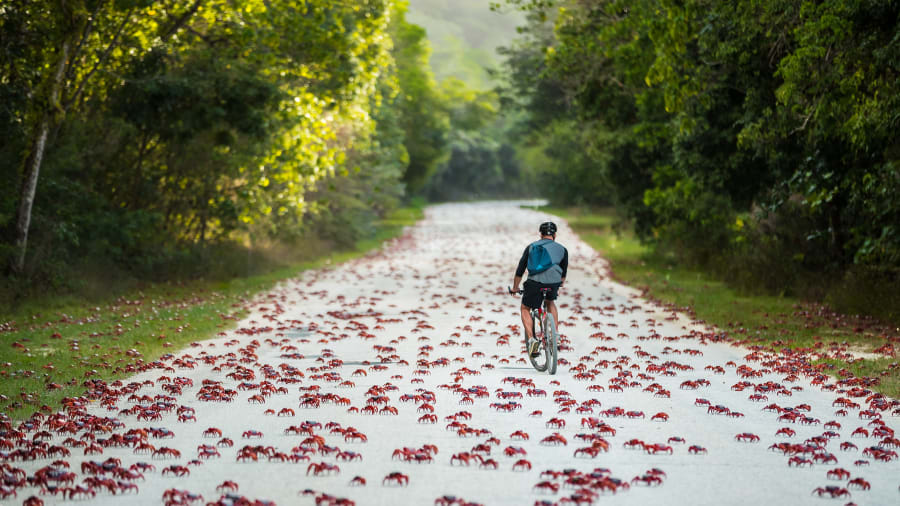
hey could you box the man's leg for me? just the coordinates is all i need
[546,300,559,328]
[520,305,533,339]
[521,304,540,356]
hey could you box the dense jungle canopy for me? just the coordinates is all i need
[2,0,898,320]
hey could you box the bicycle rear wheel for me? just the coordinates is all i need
[544,313,558,375]
[528,314,551,372]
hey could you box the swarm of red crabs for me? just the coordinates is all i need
[1,207,898,506]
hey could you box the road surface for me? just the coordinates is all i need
[4,201,898,506]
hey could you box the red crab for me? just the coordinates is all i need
[540,433,567,446]
[202,428,222,438]
[504,446,527,457]
[64,486,96,500]
[632,474,663,486]
[788,457,813,467]
[623,439,645,450]
[344,431,368,443]
[153,447,181,459]
[811,486,850,498]
[574,445,606,458]
[847,477,870,490]
[479,458,499,469]
[708,405,730,415]
[161,465,190,477]
[450,452,473,466]
[532,481,560,494]
[826,468,850,480]
[197,445,220,459]
[216,481,239,492]
[545,418,566,429]
[643,443,673,455]
[307,462,340,476]
[382,472,409,487]
[734,433,760,443]
[512,459,532,471]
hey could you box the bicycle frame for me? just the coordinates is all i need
[531,304,546,324]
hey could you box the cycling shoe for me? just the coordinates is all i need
[528,338,541,357]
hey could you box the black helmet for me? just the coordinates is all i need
[539,221,557,236]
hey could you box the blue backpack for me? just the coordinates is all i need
[527,240,554,274]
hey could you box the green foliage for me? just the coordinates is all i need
[520,120,613,206]
[498,0,900,322]
[0,0,449,296]
[440,78,498,131]
[422,71,536,201]
[425,131,501,201]
[403,0,534,201]
[391,8,451,192]
[545,205,899,398]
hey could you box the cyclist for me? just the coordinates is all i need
[511,221,568,356]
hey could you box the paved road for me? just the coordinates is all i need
[5,201,899,506]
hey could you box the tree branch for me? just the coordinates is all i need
[63,0,106,85]
[159,0,204,40]
[790,108,815,135]
[63,8,134,110]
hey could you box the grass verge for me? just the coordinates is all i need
[540,206,900,398]
[0,203,425,420]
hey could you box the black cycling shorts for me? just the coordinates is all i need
[521,280,561,309]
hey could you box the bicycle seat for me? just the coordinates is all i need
[539,287,553,293]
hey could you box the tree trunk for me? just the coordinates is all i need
[10,39,70,274]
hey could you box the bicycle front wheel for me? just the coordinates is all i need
[528,316,550,372]
[544,313,558,375]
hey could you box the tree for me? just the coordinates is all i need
[5,0,203,273]
[496,0,900,303]
[390,7,450,192]
[3,0,451,285]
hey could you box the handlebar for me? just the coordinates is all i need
[508,286,523,295]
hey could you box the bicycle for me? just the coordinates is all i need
[508,286,558,374]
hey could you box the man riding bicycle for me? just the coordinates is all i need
[511,221,568,357]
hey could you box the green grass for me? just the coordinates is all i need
[0,203,425,420]
[539,205,900,398]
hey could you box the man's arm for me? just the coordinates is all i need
[559,248,568,287]
[512,246,529,294]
